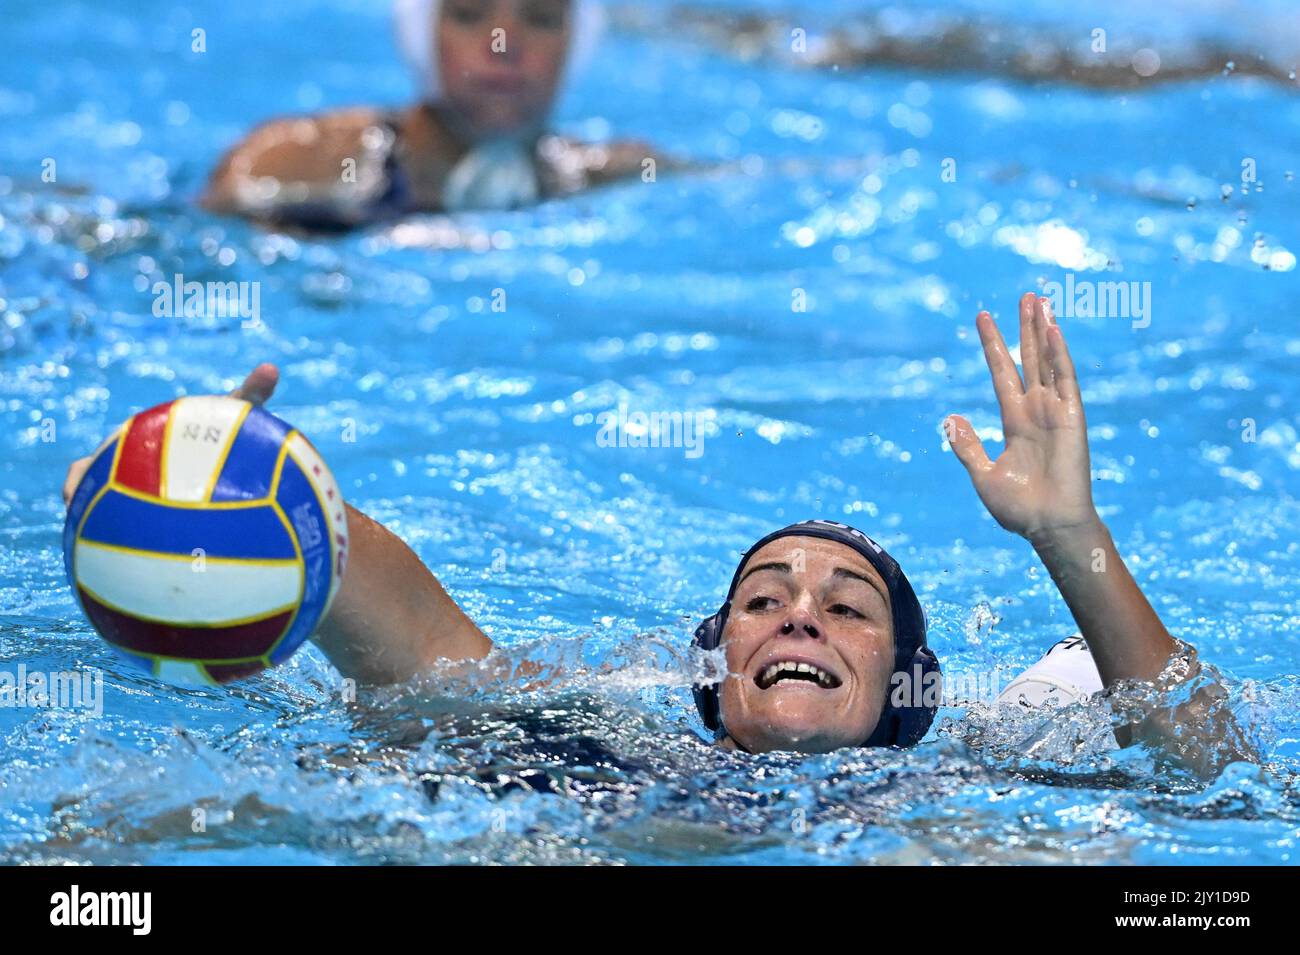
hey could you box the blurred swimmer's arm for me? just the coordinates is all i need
[945,293,1256,775]
[584,139,681,185]
[60,365,492,687]
[538,136,687,193]
[201,109,397,227]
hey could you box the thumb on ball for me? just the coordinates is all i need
[231,363,279,406]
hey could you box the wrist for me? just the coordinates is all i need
[1026,513,1108,554]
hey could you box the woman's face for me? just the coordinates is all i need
[437,0,572,138]
[717,536,897,754]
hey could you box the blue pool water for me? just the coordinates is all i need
[2,0,1299,864]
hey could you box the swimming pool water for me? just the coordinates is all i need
[1,0,1298,864]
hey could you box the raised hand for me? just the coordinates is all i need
[61,363,281,506]
[943,294,1257,774]
[944,292,1099,544]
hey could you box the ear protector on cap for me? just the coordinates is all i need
[691,520,940,749]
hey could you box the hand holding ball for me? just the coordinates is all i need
[63,395,349,685]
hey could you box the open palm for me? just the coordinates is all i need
[946,293,1098,543]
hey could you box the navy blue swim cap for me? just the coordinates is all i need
[692,519,940,749]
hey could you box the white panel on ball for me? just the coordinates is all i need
[163,396,250,502]
[75,540,301,625]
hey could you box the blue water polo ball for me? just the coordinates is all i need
[62,395,349,685]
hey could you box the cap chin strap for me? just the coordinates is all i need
[719,732,753,755]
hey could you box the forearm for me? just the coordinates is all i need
[1031,519,1255,772]
[311,504,492,685]
[200,168,375,230]
[1030,519,1174,687]
[201,112,385,226]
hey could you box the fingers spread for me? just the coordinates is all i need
[976,311,1024,431]
[1035,296,1057,392]
[1046,322,1081,404]
[1018,292,1041,390]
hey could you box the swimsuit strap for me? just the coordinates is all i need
[363,109,414,219]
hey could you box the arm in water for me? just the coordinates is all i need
[945,293,1257,778]
[202,107,676,228]
[201,109,407,229]
[61,364,493,685]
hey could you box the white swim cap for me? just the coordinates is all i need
[393,0,605,104]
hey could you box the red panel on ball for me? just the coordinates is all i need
[114,401,175,497]
[204,660,273,684]
[79,587,290,660]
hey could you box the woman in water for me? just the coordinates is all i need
[202,0,659,228]
[60,294,1257,778]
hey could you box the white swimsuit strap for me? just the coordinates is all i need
[997,635,1105,708]
[441,138,540,211]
